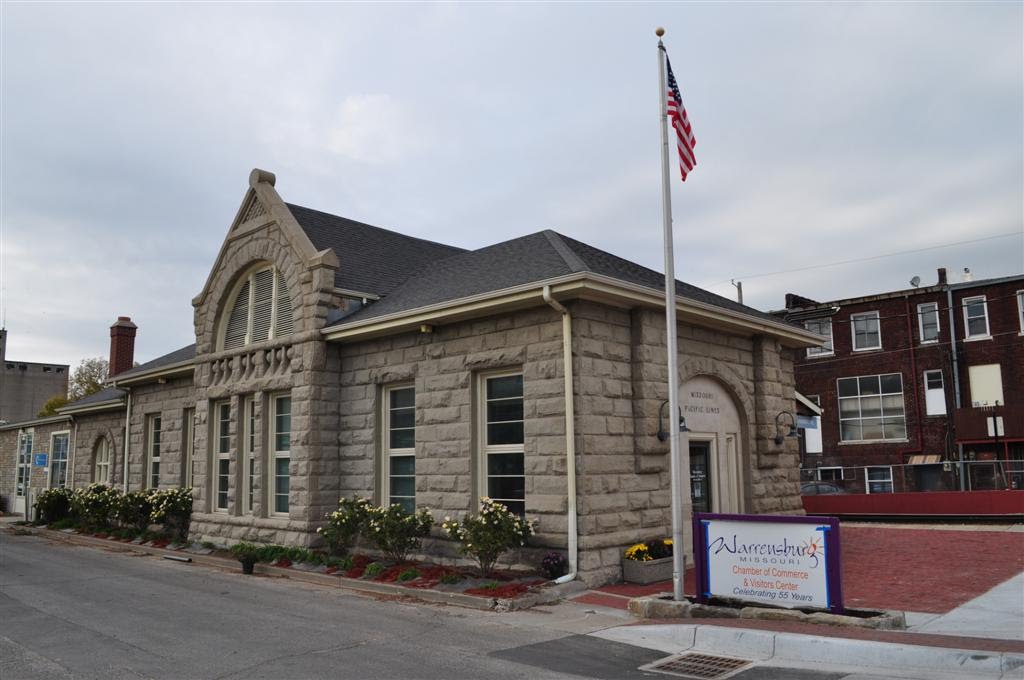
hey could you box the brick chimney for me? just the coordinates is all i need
[936,267,947,285]
[109,316,138,378]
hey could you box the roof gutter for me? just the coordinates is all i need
[57,399,126,416]
[112,359,196,386]
[542,285,578,585]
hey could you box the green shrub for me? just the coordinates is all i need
[117,490,155,533]
[441,497,536,576]
[230,542,262,563]
[71,484,121,529]
[440,571,463,585]
[34,487,74,524]
[364,504,434,563]
[364,562,385,578]
[317,496,372,556]
[149,487,193,542]
[397,568,419,582]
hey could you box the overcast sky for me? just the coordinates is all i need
[1,2,1021,368]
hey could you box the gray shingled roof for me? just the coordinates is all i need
[286,203,467,296]
[59,386,126,412]
[328,229,791,328]
[112,343,196,381]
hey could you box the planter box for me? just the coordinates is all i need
[622,556,673,585]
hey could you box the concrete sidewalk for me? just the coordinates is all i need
[906,573,1024,641]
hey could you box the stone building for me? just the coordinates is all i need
[0,328,69,424]
[0,169,819,585]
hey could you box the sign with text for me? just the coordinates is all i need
[33,453,48,467]
[693,513,843,613]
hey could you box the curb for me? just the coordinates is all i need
[26,528,549,613]
[592,623,1024,679]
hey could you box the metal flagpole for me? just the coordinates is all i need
[656,27,687,602]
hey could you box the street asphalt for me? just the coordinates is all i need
[0,530,961,680]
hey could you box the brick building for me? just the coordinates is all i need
[0,168,819,585]
[778,269,1024,495]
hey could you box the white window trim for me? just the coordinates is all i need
[850,311,882,351]
[923,369,947,417]
[1016,290,1024,335]
[962,295,991,341]
[214,401,231,513]
[865,465,894,494]
[816,466,845,481]
[146,414,162,490]
[478,371,525,513]
[917,302,940,344]
[837,373,907,443]
[804,319,834,358]
[218,263,292,350]
[270,393,291,516]
[94,438,112,484]
[382,385,416,510]
[16,429,34,498]
[48,430,71,489]
[242,396,256,515]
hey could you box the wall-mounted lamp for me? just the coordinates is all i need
[657,400,690,442]
[774,410,800,446]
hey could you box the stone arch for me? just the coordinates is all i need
[90,430,119,485]
[676,359,754,513]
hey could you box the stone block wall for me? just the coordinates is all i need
[72,410,127,488]
[128,376,194,489]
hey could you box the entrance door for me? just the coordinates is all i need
[690,442,712,513]
[14,431,34,515]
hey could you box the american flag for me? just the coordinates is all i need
[665,55,696,181]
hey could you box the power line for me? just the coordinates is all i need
[704,231,1022,286]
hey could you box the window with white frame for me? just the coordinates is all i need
[147,415,162,489]
[838,373,906,442]
[962,296,990,339]
[817,467,845,481]
[271,395,291,515]
[923,370,946,416]
[215,402,231,512]
[1017,290,1023,333]
[49,432,70,488]
[804,319,833,357]
[94,438,111,484]
[183,408,195,489]
[221,265,295,350]
[851,311,881,351]
[865,466,894,494]
[383,386,415,513]
[16,430,33,498]
[917,302,940,343]
[243,396,256,514]
[481,373,525,516]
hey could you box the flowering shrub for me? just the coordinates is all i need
[540,551,569,580]
[149,487,193,542]
[364,503,434,563]
[71,484,122,528]
[441,498,536,576]
[34,487,74,524]
[117,490,155,533]
[317,496,372,556]
[623,538,673,562]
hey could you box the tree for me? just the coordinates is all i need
[69,357,108,400]
[37,394,70,417]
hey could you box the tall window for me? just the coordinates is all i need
[16,430,33,498]
[962,296,990,339]
[243,397,256,514]
[384,386,415,513]
[215,402,231,512]
[183,408,195,489]
[838,373,906,442]
[222,265,294,350]
[923,370,946,416]
[850,311,881,351]
[804,319,833,357]
[94,439,111,484]
[49,432,70,488]
[147,415,162,489]
[1017,290,1024,333]
[272,395,291,515]
[866,466,894,494]
[481,373,525,516]
[917,302,939,343]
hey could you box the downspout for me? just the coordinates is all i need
[945,287,965,490]
[542,285,578,584]
[901,297,923,493]
[121,384,132,493]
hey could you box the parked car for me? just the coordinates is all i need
[800,481,848,496]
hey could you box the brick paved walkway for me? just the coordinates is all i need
[573,524,1024,614]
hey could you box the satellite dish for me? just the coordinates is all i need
[909,276,921,288]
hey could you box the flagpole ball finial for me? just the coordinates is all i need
[655,27,665,37]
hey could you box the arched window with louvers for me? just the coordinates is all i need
[220,264,295,350]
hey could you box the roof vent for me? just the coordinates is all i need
[962,267,974,282]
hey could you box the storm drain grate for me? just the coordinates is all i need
[640,652,752,679]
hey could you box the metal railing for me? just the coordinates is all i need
[800,460,1024,494]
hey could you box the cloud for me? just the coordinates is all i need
[326,94,432,164]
